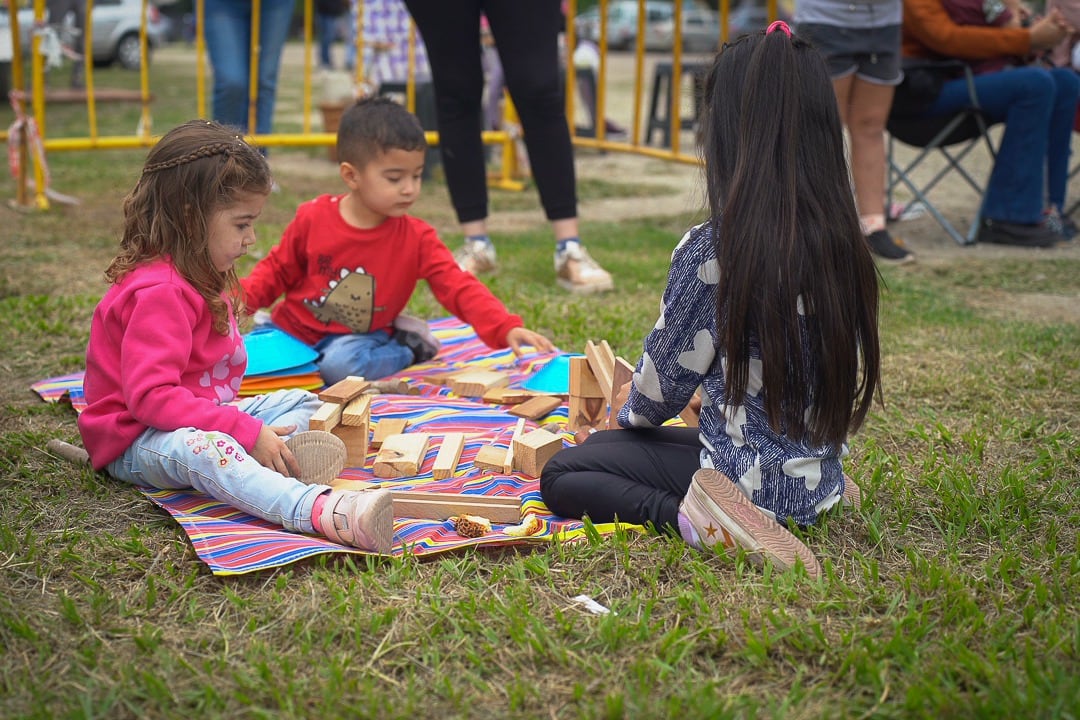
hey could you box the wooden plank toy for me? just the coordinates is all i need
[329,480,523,524]
[372,433,430,478]
[432,433,466,480]
[607,356,635,425]
[513,428,563,478]
[504,418,527,474]
[508,394,563,420]
[371,417,408,448]
[474,444,510,472]
[449,370,510,398]
[308,402,344,431]
[340,394,372,427]
[318,375,370,404]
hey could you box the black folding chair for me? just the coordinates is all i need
[887,60,999,245]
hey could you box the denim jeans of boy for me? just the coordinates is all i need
[315,330,413,385]
[203,0,294,136]
[106,389,328,534]
[929,65,1079,224]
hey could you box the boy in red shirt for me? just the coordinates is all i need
[242,97,554,385]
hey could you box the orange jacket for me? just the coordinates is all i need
[902,0,1033,60]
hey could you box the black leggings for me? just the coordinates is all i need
[402,0,577,224]
[539,427,703,534]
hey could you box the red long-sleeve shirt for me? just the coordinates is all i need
[241,194,522,348]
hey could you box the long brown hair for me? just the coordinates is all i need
[106,120,273,334]
[700,29,881,447]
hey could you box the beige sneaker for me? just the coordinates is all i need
[286,430,346,485]
[318,489,394,554]
[842,474,862,508]
[554,241,614,294]
[454,238,497,274]
[679,468,822,578]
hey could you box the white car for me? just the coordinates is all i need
[0,0,168,70]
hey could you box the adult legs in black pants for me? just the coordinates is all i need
[539,427,703,534]
[401,0,613,293]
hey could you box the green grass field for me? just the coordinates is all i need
[1,49,1078,720]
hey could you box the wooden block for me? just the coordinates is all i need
[607,356,635,425]
[341,394,372,427]
[308,402,343,431]
[482,386,537,405]
[568,395,607,433]
[513,428,564,478]
[569,356,605,398]
[474,444,509,472]
[504,418,527,474]
[331,423,369,468]
[318,376,370,404]
[449,370,510,398]
[584,340,615,403]
[389,492,521,523]
[372,433,430,478]
[508,394,563,420]
[432,433,465,480]
[329,481,523,523]
[371,418,408,448]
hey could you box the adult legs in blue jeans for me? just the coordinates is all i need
[204,0,294,136]
[1045,68,1080,215]
[929,66,1074,225]
[539,427,703,533]
[315,331,413,385]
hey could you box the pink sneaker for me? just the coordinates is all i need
[318,489,394,554]
[680,469,822,578]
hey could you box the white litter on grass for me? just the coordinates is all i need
[571,595,613,615]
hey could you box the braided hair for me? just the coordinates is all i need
[106,120,273,334]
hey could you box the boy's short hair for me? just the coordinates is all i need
[336,96,427,167]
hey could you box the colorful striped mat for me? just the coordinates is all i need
[33,318,632,575]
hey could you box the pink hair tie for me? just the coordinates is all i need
[766,20,792,37]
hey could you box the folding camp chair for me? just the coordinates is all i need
[1067,103,1079,218]
[886,60,999,246]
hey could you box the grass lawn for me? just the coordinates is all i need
[1,48,1078,720]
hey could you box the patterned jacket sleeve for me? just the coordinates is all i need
[619,225,717,428]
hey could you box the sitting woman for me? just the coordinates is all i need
[902,0,1078,246]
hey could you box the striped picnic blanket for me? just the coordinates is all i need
[33,318,625,575]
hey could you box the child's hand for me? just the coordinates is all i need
[251,423,303,479]
[506,326,555,355]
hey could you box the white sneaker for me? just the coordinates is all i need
[679,469,822,578]
[554,241,613,294]
[454,238,497,274]
[318,489,394,554]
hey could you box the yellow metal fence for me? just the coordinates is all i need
[3,0,779,210]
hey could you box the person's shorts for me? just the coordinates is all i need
[796,23,903,85]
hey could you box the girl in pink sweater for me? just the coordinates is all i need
[78,120,393,554]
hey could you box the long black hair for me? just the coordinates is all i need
[700,28,881,447]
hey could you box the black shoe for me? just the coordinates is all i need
[866,229,915,264]
[392,329,439,364]
[977,218,1062,248]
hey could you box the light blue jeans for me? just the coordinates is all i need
[106,389,328,534]
[203,0,294,136]
[315,330,413,385]
[929,65,1080,224]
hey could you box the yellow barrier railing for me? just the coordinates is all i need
[3,0,778,209]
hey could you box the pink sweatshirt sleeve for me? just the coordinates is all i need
[118,283,261,443]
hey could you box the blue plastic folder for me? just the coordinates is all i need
[522,353,582,395]
[243,326,319,377]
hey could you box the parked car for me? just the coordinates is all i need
[643,4,720,53]
[725,0,793,41]
[573,1,792,53]
[574,1,676,51]
[0,0,167,70]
